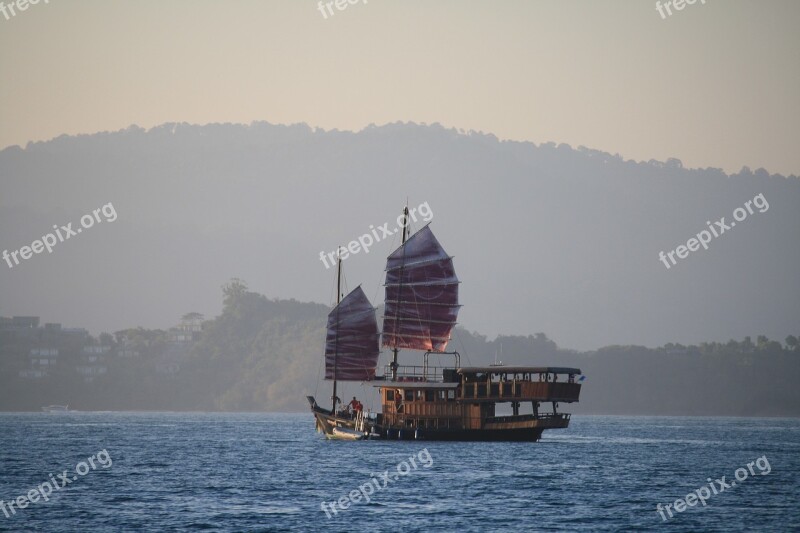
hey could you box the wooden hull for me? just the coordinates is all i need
[375,414,570,441]
[377,426,546,441]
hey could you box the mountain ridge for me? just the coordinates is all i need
[1,120,798,350]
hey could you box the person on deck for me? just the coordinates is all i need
[394,389,403,413]
[334,396,347,417]
[348,397,362,416]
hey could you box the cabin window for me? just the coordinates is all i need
[464,384,474,398]
[424,390,434,402]
[405,390,414,402]
[438,390,447,401]
[386,390,394,401]
[477,383,486,398]
[447,390,455,400]
[490,383,499,397]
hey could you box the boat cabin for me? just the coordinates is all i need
[374,364,582,437]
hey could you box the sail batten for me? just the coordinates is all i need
[382,225,460,352]
[325,286,380,381]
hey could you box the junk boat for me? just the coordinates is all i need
[308,208,582,441]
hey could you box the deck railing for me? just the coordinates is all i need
[382,365,449,382]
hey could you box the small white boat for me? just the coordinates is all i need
[42,405,69,412]
[329,426,367,440]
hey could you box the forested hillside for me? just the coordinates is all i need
[1,280,798,415]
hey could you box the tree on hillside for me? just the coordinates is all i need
[742,336,754,352]
[222,278,248,309]
[786,335,798,352]
[757,335,769,350]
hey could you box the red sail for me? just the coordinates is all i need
[382,225,460,352]
[325,286,381,381]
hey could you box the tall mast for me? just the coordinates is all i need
[331,246,342,412]
[390,206,410,381]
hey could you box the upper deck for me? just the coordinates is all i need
[375,364,582,404]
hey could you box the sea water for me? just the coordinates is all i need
[0,413,798,532]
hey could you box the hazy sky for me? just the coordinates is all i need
[1,0,798,176]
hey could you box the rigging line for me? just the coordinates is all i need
[329,264,338,307]
[454,328,473,367]
[372,220,395,375]
[388,205,410,378]
[340,268,349,300]
[315,347,323,397]
[372,221,400,310]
